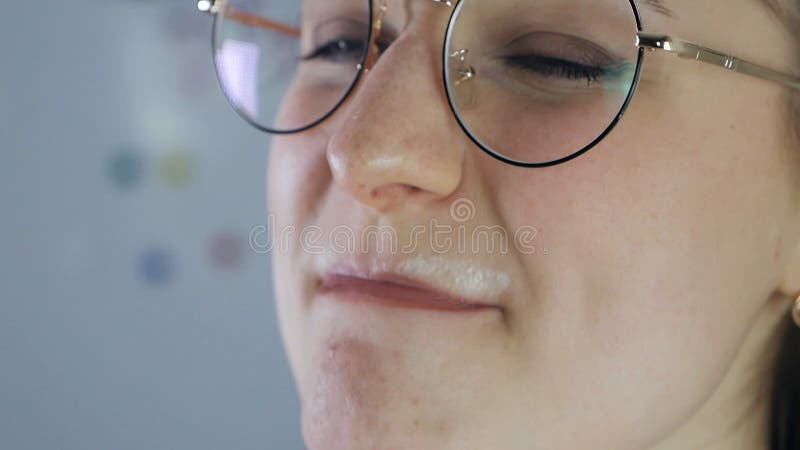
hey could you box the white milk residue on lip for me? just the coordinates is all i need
[393,255,511,301]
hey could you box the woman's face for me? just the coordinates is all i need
[267,0,800,449]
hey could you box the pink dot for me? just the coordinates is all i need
[208,232,243,270]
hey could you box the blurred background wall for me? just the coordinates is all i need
[0,1,303,448]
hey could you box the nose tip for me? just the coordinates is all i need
[327,138,463,212]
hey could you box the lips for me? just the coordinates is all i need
[319,272,504,313]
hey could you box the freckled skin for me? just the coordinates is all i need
[304,335,450,450]
[268,0,800,449]
[304,338,385,449]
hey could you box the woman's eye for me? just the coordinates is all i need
[301,39,367,63]
[501,55,608,85]
[494,32,630,87]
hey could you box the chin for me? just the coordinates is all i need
[297,337,437,450]
[301,399,449,450]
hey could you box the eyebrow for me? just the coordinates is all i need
[642,0,676,18]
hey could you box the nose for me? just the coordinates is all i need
[325,30,466,213]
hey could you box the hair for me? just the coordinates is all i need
[772,321,800,449]
[767,0,800,448]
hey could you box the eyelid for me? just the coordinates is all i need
[309,18,371,48]
[501,31,622,66]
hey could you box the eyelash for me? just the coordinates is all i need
[301,38,391,63]
[301,39,367,62]
[502,55,606,85]
[303,39,614,87]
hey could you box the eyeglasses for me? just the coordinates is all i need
[198,0,800,168]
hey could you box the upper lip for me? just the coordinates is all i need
[315,254,511,311]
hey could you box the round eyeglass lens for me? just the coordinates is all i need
[212,0,372,133]
[444,0,643,166]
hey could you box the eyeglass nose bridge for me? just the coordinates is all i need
[362,0,453,74]
[351,0,480,118]
[361,0,470,107]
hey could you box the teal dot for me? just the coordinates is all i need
[109,150,144,189]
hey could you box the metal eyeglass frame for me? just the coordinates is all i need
[198,0,800,168]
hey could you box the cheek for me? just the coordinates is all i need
[275,69,359,131]
[453,84,632,164]
[484,79,796,446]
[267,130,332,221]
[267,130,334,390]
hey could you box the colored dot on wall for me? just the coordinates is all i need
[208,232,244,270]
[138,247,176,286]
[159,149,194,188]
[109,150,144,189]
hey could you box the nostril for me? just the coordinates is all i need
[369,184,419,201]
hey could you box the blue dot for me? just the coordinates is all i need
[138,248,175,286]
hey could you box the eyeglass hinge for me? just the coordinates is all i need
[197,0,222,15]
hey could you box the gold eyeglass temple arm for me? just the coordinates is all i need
[637,32,800,90]
[197,0,300,38]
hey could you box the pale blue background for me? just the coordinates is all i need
[1,1,304,449]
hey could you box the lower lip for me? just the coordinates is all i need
[318,275,501,313]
